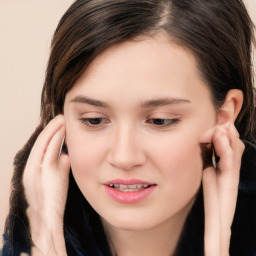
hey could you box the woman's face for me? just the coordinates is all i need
[64,33,217,231]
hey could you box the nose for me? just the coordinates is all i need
[107,125,146,170]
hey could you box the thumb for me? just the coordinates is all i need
[203,167,220,256]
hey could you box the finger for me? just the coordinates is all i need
[199,126,216,144]
[213,125,238,217]
[214,124,242,255]
[58,153,71,179]
[214,124,244,172]
[212,125,233,172]
[218,124,244,191]
[227,124,245,168]
[214,124,241,192]
[42,126,66,167]
[202,123,243,256]
[23,116,65,207]
[24,116,64,185]
[27,115,65,168]
[203,167,220,256]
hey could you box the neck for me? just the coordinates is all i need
[102,201,194,256]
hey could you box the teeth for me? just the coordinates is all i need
[120,184,128,189]
[109,183,151,191]
[109,184,121,188]
[127,184,137,189]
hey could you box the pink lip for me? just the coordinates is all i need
[104,179,156,204]
[104,178,154,186]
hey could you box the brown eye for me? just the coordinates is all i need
[147,118,180,127]
[79,118,109,128]
[87,118,104,125]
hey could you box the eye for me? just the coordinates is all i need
[147,118,180,127]
[79,117,109,129]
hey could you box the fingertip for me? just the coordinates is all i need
[203,166,216,174]
[212,125,231,151]
[48,114,65,126]
[55,114,65,121]
[212,126,227,144]
[48,115,65,131]
[199,127,216,143]
[59,153,71,173]
[59,126,66,137]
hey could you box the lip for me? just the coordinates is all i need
[104,179,156,204]
[104,178,155,186]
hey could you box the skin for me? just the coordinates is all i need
[23,33,244,256]
[64,34,216,255]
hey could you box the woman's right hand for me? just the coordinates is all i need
[201,123,245,256]
[23,115,70,256]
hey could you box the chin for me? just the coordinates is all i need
[100,209,169,232]
[106,218,156,231]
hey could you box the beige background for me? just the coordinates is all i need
[0,0,256,248]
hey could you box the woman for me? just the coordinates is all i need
[3,0,256,255]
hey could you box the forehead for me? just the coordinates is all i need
[66,33,210,104]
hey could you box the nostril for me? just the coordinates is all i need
[107,133,147,170]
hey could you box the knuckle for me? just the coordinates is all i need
[41,162,50,170]
[239,140,245,152]
[233,129,240,139]
[230,124,240,138]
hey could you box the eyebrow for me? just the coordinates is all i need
[70,96,110,108]
[141,98,191,108]
[70,95,190,108]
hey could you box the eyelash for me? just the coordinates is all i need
[79,117,180,129]
[79,118,109,129]
[146,118,180,128]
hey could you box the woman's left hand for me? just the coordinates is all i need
[201,123,245,256]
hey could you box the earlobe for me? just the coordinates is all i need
[217,89,243,125]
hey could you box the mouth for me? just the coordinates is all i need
[104,179,156,203]
[108,183,153,192]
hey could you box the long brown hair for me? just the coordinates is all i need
[4,0,256,254]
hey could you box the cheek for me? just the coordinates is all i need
[147,130,203,193]
[153,136,202,174]
[65,123,107,179]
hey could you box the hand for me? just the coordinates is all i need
[23,115,70,255]
[201,123,245,256]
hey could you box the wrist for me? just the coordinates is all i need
[31,227,66,256]
[27,208,66,255]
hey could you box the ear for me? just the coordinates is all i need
[217,89,243,125]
